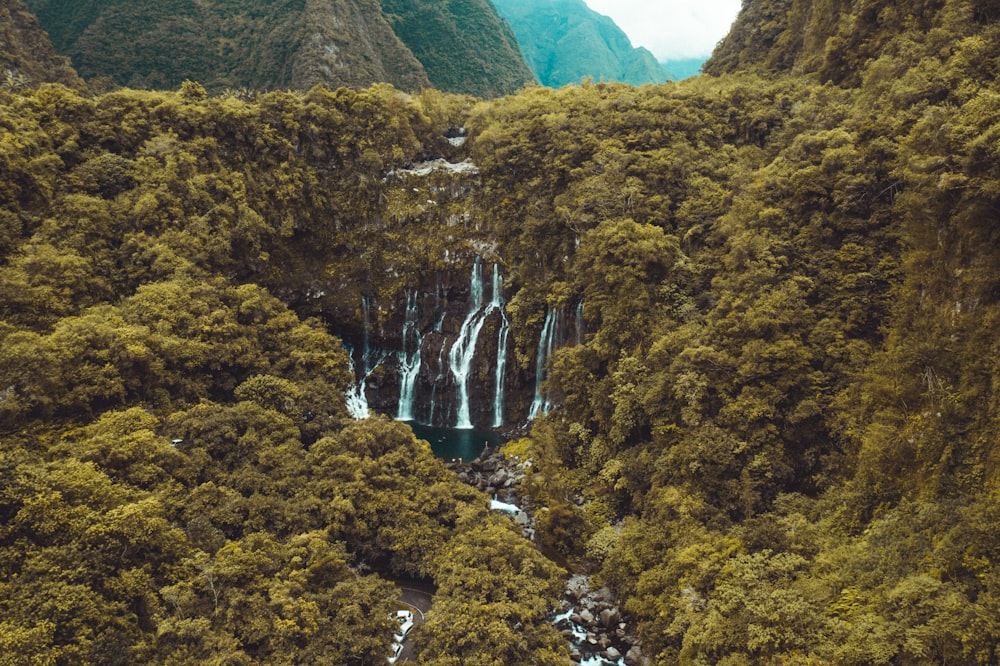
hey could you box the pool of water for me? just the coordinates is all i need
[405,421,503,462]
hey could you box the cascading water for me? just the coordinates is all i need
[449,260,488,429]
[448,260,509,429]
[492,266,510,428]
[575,301,585,346]
[528,307,563,420]
[345,296,383,420]
[344,348,369,419]
[396,290,422,421]
[428,338,448,425]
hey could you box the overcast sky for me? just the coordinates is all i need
[583,0,743,61]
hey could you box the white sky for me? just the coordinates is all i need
[583,0,743,61]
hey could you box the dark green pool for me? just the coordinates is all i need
[405,421,504,462]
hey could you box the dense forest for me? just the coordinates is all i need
[4,0,1000,664]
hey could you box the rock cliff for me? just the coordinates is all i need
[0,0,83,89]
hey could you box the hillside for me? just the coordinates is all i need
[0,0,82,89]
[23,0,431,92]
[21,0,534,96]
[4,0,1000,664]
[492,0,670,87]
[704,0,985,85]
[379,0,537,97]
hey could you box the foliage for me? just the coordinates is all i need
[0,80,559,663]
[379,0,537,97]
[24,0,432,93]
[6,1,1000,661]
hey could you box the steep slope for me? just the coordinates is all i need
[703,0,975,85]
[0,0,83,89]
[23,0,431,92]
[491,0,670,87]
[379,0,537,97]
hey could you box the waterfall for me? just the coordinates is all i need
[449,260,489,429]
[428,338,448,425]
[575,300,585,346]
[492,266,509,428]
[345,296,383,420]
[396,290,422,421]
[344,348,369,419]
[528,307,562,420]
[448,260,509,429]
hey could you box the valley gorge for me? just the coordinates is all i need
[6,0,1000,664]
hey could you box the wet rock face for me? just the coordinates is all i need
[333,265,533,429]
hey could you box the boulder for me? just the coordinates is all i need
[566,575,590,599]
[625,646,644,666]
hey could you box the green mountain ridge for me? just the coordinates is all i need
[492,0,671,87]
[381,0,537,98]
[22,0,535,96]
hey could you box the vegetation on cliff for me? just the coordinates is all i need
[24,0,432,93]
[0,0,83,90]
[22,0,537,97]
[4,0,1000,663]
[379,0,537,98]
[0,82,562,664]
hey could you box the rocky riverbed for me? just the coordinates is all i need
[448,448,648,666]
[555,575,648,666]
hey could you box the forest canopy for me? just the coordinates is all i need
[4,0,1000,663]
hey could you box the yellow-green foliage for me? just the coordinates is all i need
[5,2,1000,660]
[0,81,563,664]
[489,6,1000,664]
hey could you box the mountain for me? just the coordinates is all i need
[660,56,706,80]
[703,0,980,85]
[0,0,82,89]
[380,0,537,98]
[491,0,671,87]
[21,0,534,96]
[24,0,431,92]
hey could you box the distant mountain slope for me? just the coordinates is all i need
[660,57,706,80]
[22,0,534,96]
[379,0,537,97]
[24,0,431,92]
[29,0,534,96]
[491,0,670,87]
[0,0,83,89]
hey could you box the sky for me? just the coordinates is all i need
[583,0,743,61]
